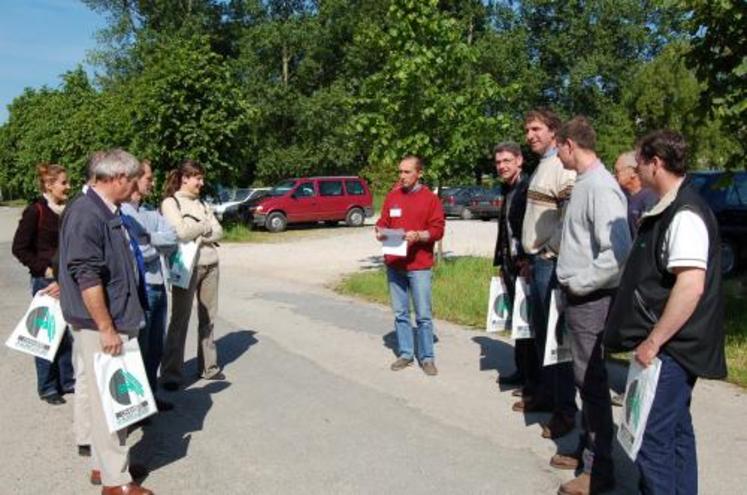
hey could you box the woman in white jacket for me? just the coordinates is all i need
[160,160,224,390]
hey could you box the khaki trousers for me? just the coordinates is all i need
[73,328,137,486]
[72,333,91,447]
[161,263,220,385]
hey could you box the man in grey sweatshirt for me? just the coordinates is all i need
[553,117,632,495]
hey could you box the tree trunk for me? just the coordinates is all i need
[282,44,289,87]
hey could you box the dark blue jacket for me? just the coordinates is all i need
[59,188,145,331]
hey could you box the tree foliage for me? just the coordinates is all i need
[0,0,743,199]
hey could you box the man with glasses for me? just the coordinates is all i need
[605,130,726,495]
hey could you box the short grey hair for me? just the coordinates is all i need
[91,149,141,181]
[616,150,637,169]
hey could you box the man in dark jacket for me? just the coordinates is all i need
[605,130,726,495]
[59,149,154,495]
[491,142,536,392]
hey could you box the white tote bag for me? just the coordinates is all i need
[167,240,198,289]
[486,276,511,333]
[510,277,533,339]
[94,339,158,433]
[6,293,66,361]
[543,289,573,366]
[617,356,662,461]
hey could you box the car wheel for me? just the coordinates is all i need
[345,207,365,227]
[265,212,287,233]
[460,208,473,220]
[721,239,737,276]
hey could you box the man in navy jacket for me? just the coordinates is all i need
[60,149,154,495]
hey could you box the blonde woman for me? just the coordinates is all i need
[160,160,224,390]
[12,163,74,405]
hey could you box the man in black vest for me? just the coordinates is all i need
[605,130,726,495]
[491,142,536,392]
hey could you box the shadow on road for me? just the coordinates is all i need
[132,330,258,474]
[181,329,259,389]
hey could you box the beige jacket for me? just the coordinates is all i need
[161,190,223,266]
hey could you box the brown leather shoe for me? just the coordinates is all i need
[91,464,149,485]
[557,472,614,495]
[101,483,154,495]
[541,413,576,439]
[512,397,552,413]
[550,453,581,470]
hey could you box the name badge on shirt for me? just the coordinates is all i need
[390,208,402,218]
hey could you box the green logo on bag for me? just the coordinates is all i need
[109,369,145,406]
[494,294,510,319]
[26,306,56,342]
[625,379,642,429]
[170,250,184,270]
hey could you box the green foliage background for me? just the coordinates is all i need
[0,0,743,200]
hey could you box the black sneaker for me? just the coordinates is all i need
[42,393,66,405]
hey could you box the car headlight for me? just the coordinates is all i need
[255,205,264,213]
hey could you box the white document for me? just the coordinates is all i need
[94,339,158,433]
[167,240,198,289]
[380,228,407,257]
[6,293,67,361]
[617,356,662,461]
[486,276,510,333]
[543,289,572,366]
[510,277,533,339]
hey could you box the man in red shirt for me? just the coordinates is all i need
[375,156,445,376]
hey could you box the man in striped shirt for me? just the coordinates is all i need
[513,108,578,444]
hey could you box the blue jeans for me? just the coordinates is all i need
[528,256,576,417]
[139,283,167,392]
[387,267,434,362]
[31,277,75,398]
[637,353,698,495]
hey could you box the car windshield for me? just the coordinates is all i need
[268,180,297,197]
[234,188,252,201]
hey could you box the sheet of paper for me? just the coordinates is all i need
[380,228,407,257]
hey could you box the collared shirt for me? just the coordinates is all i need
[89,186,118,214]
[121,202,178,286]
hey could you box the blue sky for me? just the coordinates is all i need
[0,0,106,123]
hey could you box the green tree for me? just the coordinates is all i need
[350,0,515,189]
[681,0,747,165]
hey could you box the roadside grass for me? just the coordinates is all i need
[0,199,26,207]
[221,220,371,243]
[337,256,492,328]
[336,256,747,388]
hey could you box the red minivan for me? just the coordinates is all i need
[248,176,374,232]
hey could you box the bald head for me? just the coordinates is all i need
[614,150,641,194]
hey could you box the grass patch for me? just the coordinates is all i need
[0,199,26,207]
[337,256,493,328]
[724,278,747,386]
[221,220,369,243]
[336,256,747,388]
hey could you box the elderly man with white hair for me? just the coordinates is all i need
[59,149,155,495]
